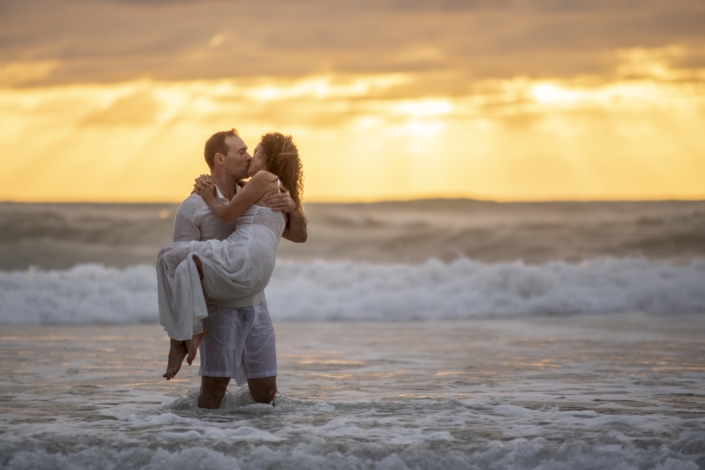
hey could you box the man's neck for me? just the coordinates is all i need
[210,171,240,201]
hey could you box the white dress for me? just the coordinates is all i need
[157,202,286,340]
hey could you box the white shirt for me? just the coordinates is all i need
[172,185,267,308]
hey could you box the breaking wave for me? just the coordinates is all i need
[1,257,704,325]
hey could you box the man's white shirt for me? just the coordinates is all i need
[172,185,267,308]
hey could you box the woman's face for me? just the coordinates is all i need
[247,144,267,177]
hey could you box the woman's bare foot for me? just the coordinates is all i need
[186,332,204,365]
[163,339,188,380]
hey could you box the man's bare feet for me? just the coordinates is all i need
[163,339,188,380]
[186,332,204,365]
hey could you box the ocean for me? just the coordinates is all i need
[1,199,704,469]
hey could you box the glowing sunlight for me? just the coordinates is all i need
[1,53,704,202]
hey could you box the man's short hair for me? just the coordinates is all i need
[204,128,239,170]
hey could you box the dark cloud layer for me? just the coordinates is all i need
[1,0,704,87]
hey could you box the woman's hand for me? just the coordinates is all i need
[265,185,297,212]
[193,174,212,193]
[194,174,216,202]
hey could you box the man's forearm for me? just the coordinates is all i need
[282,208,307,243]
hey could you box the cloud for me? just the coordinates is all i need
[81,90,161,126]
[1,0,703,202]
[0,0,703,88]
[0,61,58,86]
[1,66,704,202]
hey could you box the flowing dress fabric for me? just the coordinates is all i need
[157,204,285,340]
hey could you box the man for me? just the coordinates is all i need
[170,128,307,408]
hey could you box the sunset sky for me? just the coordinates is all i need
[1,0,704,202]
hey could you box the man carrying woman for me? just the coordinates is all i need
[158,129,307,408]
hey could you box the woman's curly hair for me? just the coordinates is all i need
[259,132,304,211]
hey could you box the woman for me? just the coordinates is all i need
[157,132,304,380]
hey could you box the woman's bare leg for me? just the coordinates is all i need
[162,253,208,380]
[163,339,188,380]
[186,332,205,365]
[183,255,206,365]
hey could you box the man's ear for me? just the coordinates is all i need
[214,153,224,166]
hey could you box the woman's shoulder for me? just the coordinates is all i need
[250,171,278,184]
[251,170,276,179]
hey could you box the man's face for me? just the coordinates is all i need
[219,135,251,179]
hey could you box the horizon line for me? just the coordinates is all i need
[2,195,704,205]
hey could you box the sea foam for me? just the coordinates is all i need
[1,257,704,325]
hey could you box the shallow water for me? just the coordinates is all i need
[1,313,704,469]
[2,200,704,468]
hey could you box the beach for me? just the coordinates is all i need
[0,200,704,468]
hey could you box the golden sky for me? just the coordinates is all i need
[1,0,704,202]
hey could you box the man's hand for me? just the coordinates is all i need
[265,185,297,213]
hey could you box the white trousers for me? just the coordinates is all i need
[198,303,277,387]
